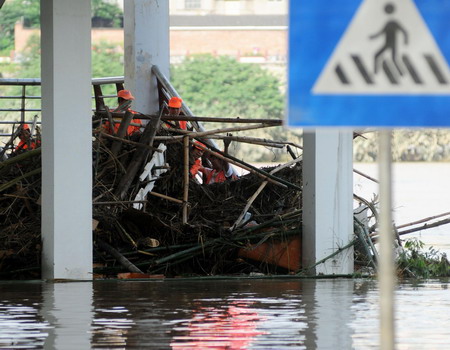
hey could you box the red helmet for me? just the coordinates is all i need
[168,97,182,108]
[117,90,135,100]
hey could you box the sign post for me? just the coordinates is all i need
[289,1,450,348]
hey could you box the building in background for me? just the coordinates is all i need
[13,0,287,65]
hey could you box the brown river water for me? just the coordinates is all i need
[0,278,449,349]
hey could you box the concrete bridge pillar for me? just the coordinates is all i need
[302,130,354,275]
[40,0,92,280]
[124,0,170,115]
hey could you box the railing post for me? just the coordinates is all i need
[20,85,26,124]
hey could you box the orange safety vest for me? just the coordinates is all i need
[15,140,40,151]
[203,167,237,184]
[104,108,142,136]
[179,120,187,130]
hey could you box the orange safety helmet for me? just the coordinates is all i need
[168,97,182,109]
[118,90,135,100]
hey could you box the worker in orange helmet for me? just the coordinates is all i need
[199,135,238,184]
[167,96,187,130]
[189,141,206,179]
[104,89,142,137]
[14,123,40,153]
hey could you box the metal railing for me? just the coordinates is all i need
[0,69,212,141]
[0,76,125,137]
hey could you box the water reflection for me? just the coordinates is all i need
[0,278,449,349]
[170,300,267,349]
[0,282,48,349]
[41,282,93,350]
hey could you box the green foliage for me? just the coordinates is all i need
[0,0,123,53]
[92,41,124,78]
[397,238,450,278]
[171,55,283,119]
[11,37,124,80]
[0,0,41,52]
[171,55,300,162]
[16,33,40,79]
[92,0,123,28]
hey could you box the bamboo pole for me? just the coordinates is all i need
[210,136,284,148]
[111,110,135,156]
[105,106,116,136]
[197,145,286,188]
[97,131,162,152]
[114,114,161,200]
[210,135,303,149]
[173,123,278,138]
[97,239,144,274]
[0,167,41,192]
[353,168,380,183]
[94,192,183,206]
[96,110,282,125]
[397,218,450,236]
[0,147,41,170]
[148,227,301,271]
[395,211,450,229]
[150,191,183,204]
[160,115,282,125]
[182,135,190,224]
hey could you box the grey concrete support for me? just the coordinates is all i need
[124,0,170,115]
[40,0,92,280]
[302,130,354,275]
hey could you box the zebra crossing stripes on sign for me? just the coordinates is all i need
[313,0,450,94]
[288,0,450,127]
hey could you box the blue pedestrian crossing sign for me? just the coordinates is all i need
[288,0,450,127]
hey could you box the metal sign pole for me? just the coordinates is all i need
[378,129,396,350]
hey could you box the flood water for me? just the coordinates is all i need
[0,278,449,350]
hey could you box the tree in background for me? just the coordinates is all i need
[91,0,123,28]
[171,55,283,120]
[171,54,299,162]
[0,0,40,54]
[13,38,123,80]
[0,0,123,54]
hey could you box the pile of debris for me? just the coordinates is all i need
[0,108,311,279]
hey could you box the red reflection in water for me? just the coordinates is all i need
[171,301,267,349]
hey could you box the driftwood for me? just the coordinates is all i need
[194,141,302,191]
[97,131,162,152]
[5,97,431,280]
[96,110,282,125]
[398,218,450,236]
[182,135,189,224]
[114,114,162,200]
[97,239,143,273]
[111,110,134,156]
[230,156,303,231]
[396,211,450,229]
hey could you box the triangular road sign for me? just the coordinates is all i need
[313,0,450,94]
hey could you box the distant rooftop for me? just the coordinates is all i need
[170,15,287,27]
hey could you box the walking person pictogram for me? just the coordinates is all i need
[369,3,408,75]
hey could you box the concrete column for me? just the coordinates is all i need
[40,0,92,280]
[124,0,170,115]
[302,130,354,275]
